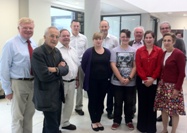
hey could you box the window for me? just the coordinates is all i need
[51,7,84,33]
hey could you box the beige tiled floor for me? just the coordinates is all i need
[0,78,187,133]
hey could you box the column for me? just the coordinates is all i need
[84,0,101,47]
[19,0,29,18]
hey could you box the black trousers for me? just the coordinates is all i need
[42,103,62,133]
[113,85,135,124]
[136,76,157,133]
[106,82,114,114]
[87,78,108,123]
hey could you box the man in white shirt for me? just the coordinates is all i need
[57,29,80,131]
[69,20,88,116]
[99,20,119,119]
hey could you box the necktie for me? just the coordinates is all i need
[26,40,33,75]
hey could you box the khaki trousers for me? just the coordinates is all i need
[11,79,35,133]
[61,81,76,127]
[75,66,84,110]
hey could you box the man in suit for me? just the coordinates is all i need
[156,21,186,55]
[129,26,144,49]
[31,26,69,133]
[128,26,144,118]
[156,21,186,127]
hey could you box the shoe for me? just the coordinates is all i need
[111,123,120,130]
[75,109,84,116]
[91,124,99,132]
[157,115,162,122]
[107,113,114,119]
[97,123,104,131]
[62,124,76,130]
[59,131,62,133]
[0,94,5,99]
[169,118,172,126]
[126,122,134,130]
[161,131,168,133]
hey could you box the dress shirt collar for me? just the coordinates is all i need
[71,33,80,37]
[44,43,57,54]
[18,34,29,44]
[57,42,71,50]
[105,33,111,39]
[133,40,143,44]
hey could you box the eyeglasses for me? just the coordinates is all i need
[160,27,170,30]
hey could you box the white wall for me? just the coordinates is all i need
[29,0,51,45]
[0,0,51,55]
[0,0,19,54]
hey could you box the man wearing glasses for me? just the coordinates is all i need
[156,21,186,54]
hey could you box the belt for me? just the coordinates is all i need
[16,78,34,81]
[63,79,75,82]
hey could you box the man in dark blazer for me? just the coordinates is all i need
[31,26,69,133]
[156,21,186,127]
[128,26,144,118]
[156,21,186,55]
[129,26,144,49]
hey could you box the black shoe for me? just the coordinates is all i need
[62,124,76,130]
[91,124,99,132]
[169,118,172,126]
[0,94,5,99]
[98,126,104,131]
[107,113,114,119]
[59,131,62,133]
[75,109,84,116]
[156,115,162,122]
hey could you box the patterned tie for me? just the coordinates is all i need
[26,40,33,75]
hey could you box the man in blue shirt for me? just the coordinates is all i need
[0,17,37,133]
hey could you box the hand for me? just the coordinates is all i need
[75,80,79,89]
[172,89,179,99]
[123,78,130,85]
[144,78,154,87]
[58,61,66,67]
[6,93,13,100]
[48,67,55,72]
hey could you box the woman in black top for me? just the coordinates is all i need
[81,32,111,131]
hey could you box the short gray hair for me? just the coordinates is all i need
[133,26,145,33]
[159,21,171,29]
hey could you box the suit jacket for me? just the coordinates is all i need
[156,38,186,55]
[31,44,69,112]
[129,40,134,46]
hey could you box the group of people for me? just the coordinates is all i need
[0,17,186,133]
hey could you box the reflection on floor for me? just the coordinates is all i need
[0,79,187,133]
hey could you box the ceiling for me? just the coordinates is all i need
[45,0,187,18]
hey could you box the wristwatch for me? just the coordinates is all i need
[128,76,132,81]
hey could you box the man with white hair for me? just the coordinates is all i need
[129,26,145,117]
[129,26,144,49]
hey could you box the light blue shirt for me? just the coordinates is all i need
[0,34,37,95]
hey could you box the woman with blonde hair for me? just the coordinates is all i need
[81,32,111,131]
